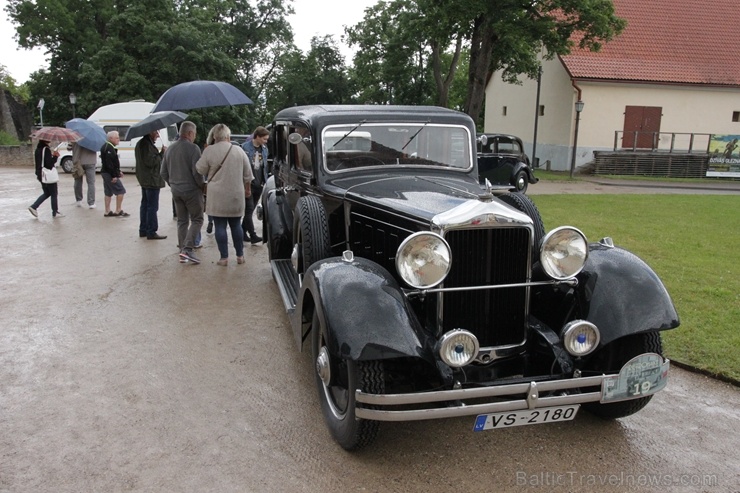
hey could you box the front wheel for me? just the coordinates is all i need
[60,156,73,174]
[311,311,384,450]
[583,331,663,419]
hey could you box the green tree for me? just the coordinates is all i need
[5,0,294,130]
[347,0,625,123]
[264,35,352,118]
[346,0,435,106]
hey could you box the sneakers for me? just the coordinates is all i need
[206,222,213,234]
[89,203,97,209]
[28,206,38,218]
[53,212,65,218]
[179,249,200,264]
[76,201,83,207]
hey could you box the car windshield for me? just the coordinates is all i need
[323,123,472,172]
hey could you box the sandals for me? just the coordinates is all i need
[116,210,130,217]
[104,211,116,217]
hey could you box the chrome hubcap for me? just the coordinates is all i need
[316,346,331,386]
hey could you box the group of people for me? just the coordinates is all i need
[29,122,271,267]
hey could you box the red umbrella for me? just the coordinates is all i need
[31,126,83,143]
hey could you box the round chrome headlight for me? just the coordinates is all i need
[396,232,451,289]
[540,227,588,280]
[438,329,479,367]
[562,320,600,356]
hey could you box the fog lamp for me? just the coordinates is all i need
[562,320,600,356]
[438,329,479,367]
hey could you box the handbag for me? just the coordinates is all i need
[41,165,60,184]
[204,145,233,192]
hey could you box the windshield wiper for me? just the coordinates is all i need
[402,120,430,151]
[331,120,367,149]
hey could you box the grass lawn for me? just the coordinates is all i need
[530,193,740,382]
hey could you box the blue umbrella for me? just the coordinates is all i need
[65,118,107,151]
[151,80,253,112]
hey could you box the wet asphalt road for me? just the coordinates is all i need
[1,167,738,492]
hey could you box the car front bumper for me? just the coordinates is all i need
[355,353,669,422]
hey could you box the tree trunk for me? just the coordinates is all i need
[464,14,495,124]
[432,37,463,108]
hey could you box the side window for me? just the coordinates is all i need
[289,124,313,174]
[103,125,130,141]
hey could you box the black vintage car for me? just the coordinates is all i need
[477,133,538,193]
[260,105,679,450]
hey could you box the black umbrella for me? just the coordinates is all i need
[151,81,253,112]
[124,111,188,141]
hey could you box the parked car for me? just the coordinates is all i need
[55,101,176,173]
[260,105,679,450]
[477,133,538,193]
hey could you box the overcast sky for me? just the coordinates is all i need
[0,0,378,84]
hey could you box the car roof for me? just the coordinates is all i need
[274,105,475,128]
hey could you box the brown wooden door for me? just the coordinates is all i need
[622,106,662,149]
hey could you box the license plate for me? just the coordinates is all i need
[601,353,670,403]
[473,405,579,432]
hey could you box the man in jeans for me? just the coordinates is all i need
[135,130,167,240]
[72,143,97,208]
[241,126,269,244]
[161,121,203,264]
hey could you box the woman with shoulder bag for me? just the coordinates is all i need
[29,139,63,218]
[195,124,254,266]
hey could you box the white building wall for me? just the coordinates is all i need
[485,58,740,172]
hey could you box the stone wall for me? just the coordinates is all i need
[0,145,34,166]
[0,89,33,141]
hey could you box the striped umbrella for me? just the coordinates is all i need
[31,126,83,143]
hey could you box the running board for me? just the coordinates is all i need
[271,259,298,314]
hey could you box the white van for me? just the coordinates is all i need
[56,100,178,173]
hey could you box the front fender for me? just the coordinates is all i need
[576,244,680,346]
[299,256,435,363]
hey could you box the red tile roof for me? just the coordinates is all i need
[560,0,740,87]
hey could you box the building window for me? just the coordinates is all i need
[539,105,545,117]
[733,111,740,122]
[502,106,507,116]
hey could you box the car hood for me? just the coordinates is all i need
[324,172,495,222]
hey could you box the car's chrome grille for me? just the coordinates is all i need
[441,227,530,347]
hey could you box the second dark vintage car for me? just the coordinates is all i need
[477,133,538,193]
[260,105,679,450]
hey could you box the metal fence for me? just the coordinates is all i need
[614,131,712,153]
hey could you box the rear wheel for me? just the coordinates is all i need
[583,332,663,419]
[311,311,384,450]
[513,170,529,193]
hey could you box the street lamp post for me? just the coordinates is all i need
[37,98,45,127]
[569,100,585,178]
[69,93,77,119]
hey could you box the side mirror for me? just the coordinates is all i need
[477,134,489,147]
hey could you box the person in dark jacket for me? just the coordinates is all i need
[100,131,129,217]
[135,131,167,239]
[241,126,269,244]
[29,139,62,218]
